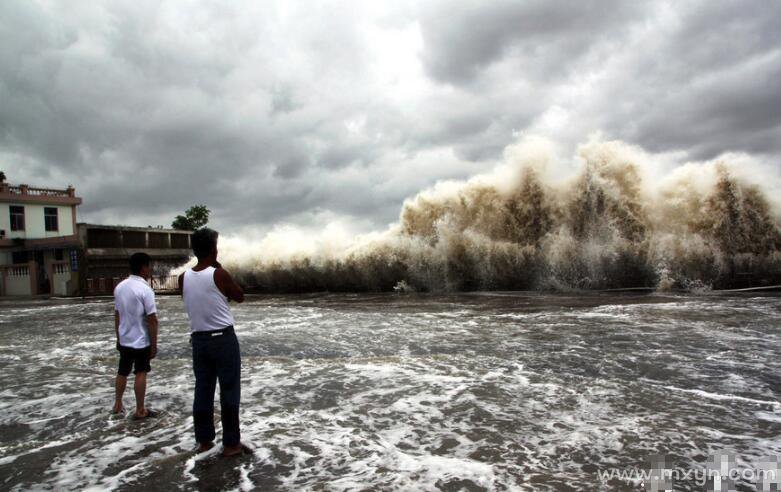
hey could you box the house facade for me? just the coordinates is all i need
[1,181,195,297]
[0,182,82,296]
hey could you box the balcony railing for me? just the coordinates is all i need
[0,184,76,197]
[7,265,30,276]
[151,275,180,292]
[85,275,180,295]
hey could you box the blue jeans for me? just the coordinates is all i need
[191,326,241,446]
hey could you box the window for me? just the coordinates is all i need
[54,248,64,261]
[44,207,59,231]
[10,206,24,231]
[12,251,29,264]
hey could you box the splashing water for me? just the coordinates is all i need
[1,293,779,490]
[215,137,781,292]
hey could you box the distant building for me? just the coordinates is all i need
[0,182,82,296]
[1,180,194,297]
[77,223,192,295]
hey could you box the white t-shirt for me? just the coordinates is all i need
[114,275,157,348]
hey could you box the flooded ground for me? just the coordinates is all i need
[0,292,779,490]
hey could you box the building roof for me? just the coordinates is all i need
[77,223,192,234]
[0,183,82,206]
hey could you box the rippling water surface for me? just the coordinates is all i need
[0,292,779,491]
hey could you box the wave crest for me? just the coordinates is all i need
[219,137,781,292]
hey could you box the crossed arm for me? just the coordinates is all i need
[214,265,245,303]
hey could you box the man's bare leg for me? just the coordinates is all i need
[113,375,127,413]
[133,372,148,418]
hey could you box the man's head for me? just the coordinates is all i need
[192,227,219,261]
[129,252,152,279]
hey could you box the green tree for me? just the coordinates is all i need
[172,204,210,230]
[0,171,6,183]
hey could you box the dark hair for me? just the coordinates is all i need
[191,227,218,259]
[129,252,151,275]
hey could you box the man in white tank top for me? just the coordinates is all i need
[178,228,246,456]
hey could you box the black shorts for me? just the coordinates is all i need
[117,345,152,376]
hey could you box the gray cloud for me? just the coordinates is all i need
[417,0,781,161]
[1,0,779,235]
[418,0,645,84]
[537,1,781,163]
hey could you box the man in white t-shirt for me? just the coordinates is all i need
[112,252,159,419]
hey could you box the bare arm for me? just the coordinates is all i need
[115,310,120,350]
[214,266,245,303]
[147,313,159,359]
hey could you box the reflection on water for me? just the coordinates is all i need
[0,292,779,490]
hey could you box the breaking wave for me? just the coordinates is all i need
[218,137,781,292]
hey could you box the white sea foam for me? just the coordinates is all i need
[1,295,780,489]
[663,386,780,408]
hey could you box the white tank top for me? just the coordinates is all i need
[183,267,235,332]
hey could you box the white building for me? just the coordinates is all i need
[0,181,82,296]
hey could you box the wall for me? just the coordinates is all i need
[5,265,32,295]
[0,204,7,238]
[51,263,70,296]
[46,206,73,238]
[2,204,74,239]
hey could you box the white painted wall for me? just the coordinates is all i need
[0,204,74,239]
[46,205,73,238]
[52,263,70,296]
[5,266,32,295]
[0,204,8,239]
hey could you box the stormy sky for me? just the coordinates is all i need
[1,1,779,236]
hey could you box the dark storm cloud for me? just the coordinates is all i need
[607,2,781,159]
[0,0,388,228]
[0,0,779,234]
[416,0,781,161]
[418,0,645,84]
[625,54,781,159]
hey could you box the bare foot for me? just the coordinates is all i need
[222,444,242,457]
[197,441,215,453]
[111,405,124,415]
